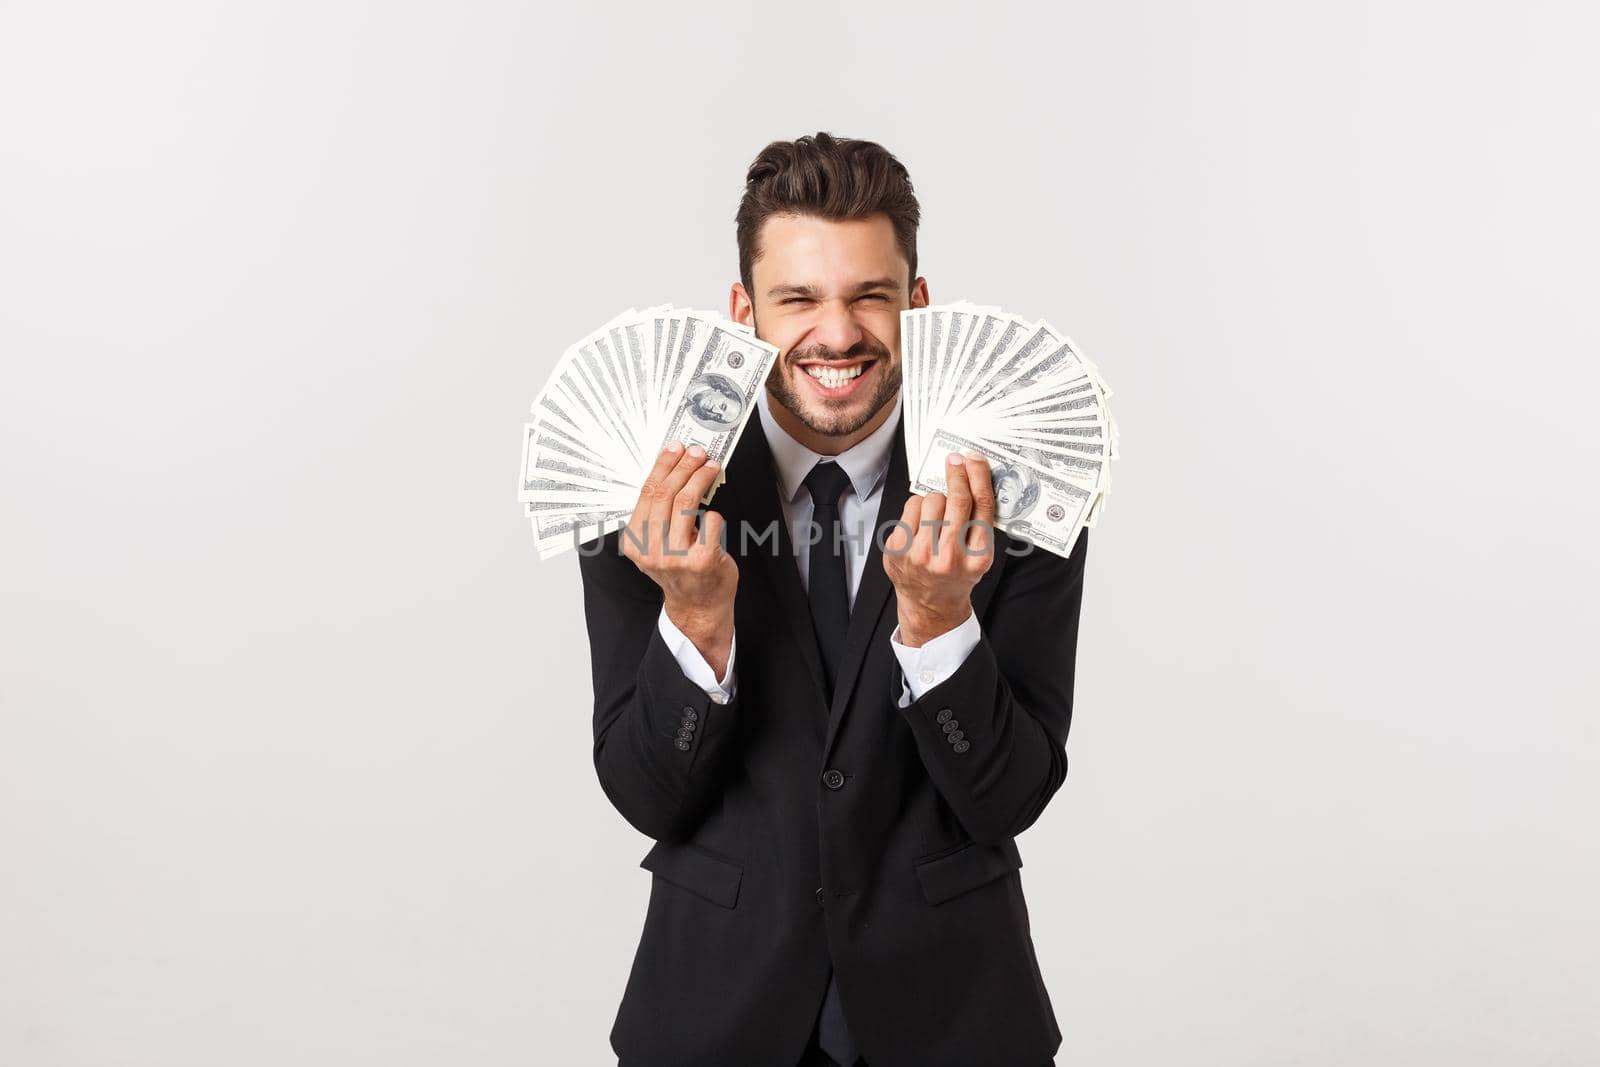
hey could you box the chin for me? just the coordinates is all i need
[800,405,876,438]
[772,363,900,439]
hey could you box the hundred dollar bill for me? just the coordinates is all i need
[656,319,777,484]
[910,428,1093,559]
[939,309,1009,418]
[519,305,781,559]
[968,321,1064,409]
[533,507,632,559]
[518,424,635,502]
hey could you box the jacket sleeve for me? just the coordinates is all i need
[893,528,1089,844]
[577,530,742,843]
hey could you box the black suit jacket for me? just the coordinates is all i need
[578,410,1089,1067]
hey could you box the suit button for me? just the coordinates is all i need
[952,739,971,754]
[941,719,960,734]
[675,738,691,751]
[947,729,965,743]
[935,708,953,724]
[821,768,846,790]
[682,708,698,722]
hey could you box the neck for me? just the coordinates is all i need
[765,389,898,456]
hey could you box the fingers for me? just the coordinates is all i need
[647,443,710,533]
[942,452,973,531]
[916,490,948,556]
[884,493,921,557]
[697,509,728,561]
[964,453,996,556]
[668,457,723,553]
[629,440,686,532]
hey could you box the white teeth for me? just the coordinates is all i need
[805,363,866,388]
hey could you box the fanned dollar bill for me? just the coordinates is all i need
[911,429,1095,558]
[903,304,1117,559]
[519,306,778,559]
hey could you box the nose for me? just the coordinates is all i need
[809,298,867,357]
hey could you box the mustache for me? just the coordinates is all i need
[787,338,891,364]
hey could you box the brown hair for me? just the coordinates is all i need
[736,132,921,297]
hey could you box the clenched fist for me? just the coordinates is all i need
[882,451,998,647]
[621,441,738,676]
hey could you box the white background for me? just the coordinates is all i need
[3,1,1596,1064]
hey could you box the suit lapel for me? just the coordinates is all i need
[721,415,830,708]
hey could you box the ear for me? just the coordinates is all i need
[910,276,930,309]
[730,282,754,326]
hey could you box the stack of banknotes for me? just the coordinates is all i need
[520,302,1116,561]
[901,303,1117,559]
[519,306,778,558]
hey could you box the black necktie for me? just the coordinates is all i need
[802,460,853,696]
[802,460,861,1067]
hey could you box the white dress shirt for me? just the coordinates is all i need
[657,388,980,706]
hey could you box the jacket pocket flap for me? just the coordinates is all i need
[913,838,1023,905]
[640,842,744,909]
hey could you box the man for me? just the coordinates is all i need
[578,132,1089,1067]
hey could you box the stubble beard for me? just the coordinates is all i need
[766,352,902,440]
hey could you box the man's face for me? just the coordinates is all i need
[732,214,928,444]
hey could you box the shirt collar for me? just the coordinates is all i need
[757,387,903,505]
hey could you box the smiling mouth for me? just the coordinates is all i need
[798,359,875,394]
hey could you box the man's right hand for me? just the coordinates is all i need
[621,441,738,677]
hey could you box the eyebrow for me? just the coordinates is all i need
[766,277,903,300]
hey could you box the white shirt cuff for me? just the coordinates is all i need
[657,608,736,703]
[890,609,980,707]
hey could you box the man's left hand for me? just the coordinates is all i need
[883,451,997,648]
